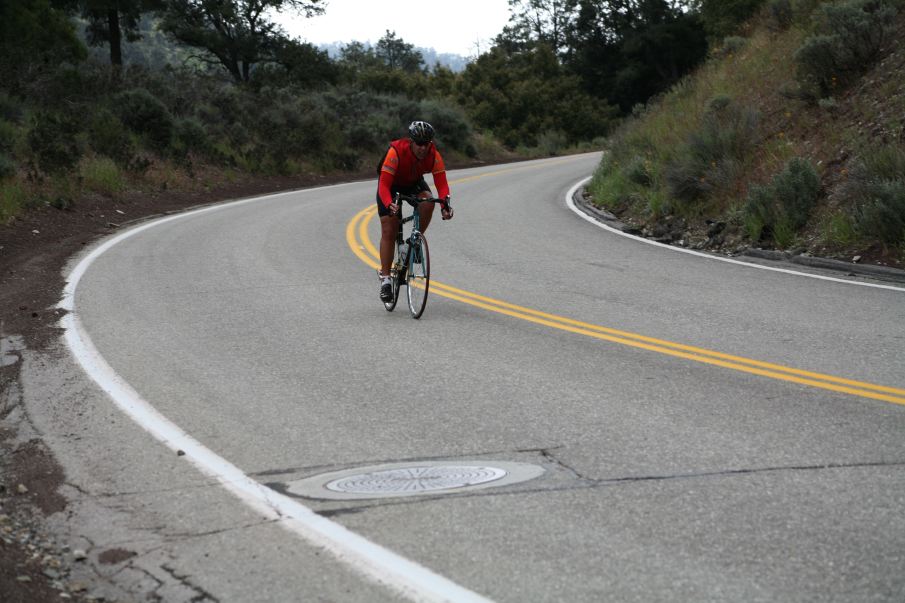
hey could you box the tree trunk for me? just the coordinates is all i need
[107,9,122,65]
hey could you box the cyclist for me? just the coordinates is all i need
[376,120,453,302]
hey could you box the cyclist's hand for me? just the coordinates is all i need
[388,201,400,216]
[441,196,453,220]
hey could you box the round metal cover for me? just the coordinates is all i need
[326,465,507,494]
[286,460,545,500]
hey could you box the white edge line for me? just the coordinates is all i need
[58,186,493,603]
[565,177,905,293]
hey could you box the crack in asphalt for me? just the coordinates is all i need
[161,563,221,603]
[312,458,905,518]
[63,479,225,500]
[162,519,280,540]
[120,563,164,599]
[598,459,905,485]
[539,447,596,483]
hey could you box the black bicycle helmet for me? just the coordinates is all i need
[408,120,435,145]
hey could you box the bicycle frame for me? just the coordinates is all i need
[387,193,443,318]
[395,196,422,265]
[392,193,442,276]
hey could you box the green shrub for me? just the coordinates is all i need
[821,0,899,60]
[772,157,821,228]
[719,36,749,56]
[0,181,27,223]
[80,156,125,196]
[744,183,773,240]
[772,215,797,248]
[87,109,136,167]
[207,86,261,136]
[174,116,209,155]
[196,102,226,132]
[744,157,821,244]
[626,155,654,186]
[699,0,768,39]
[768,0,794,29]
[707,94,732,112]
[27,112,82,174]
[794,35,844,97]
[226,122,252,149]
[822,212,858,246]
[859,142,905,177]
[417,99,473,154]
[346,122,384,152]
[113,88,174,150]
[794,0,898,97]
[253,95,340,172]
[0,153,16,179]
[0,92,23,123]
[327,149,361,171]
[817,96,838,110]
[590,156,638,213]
[536,130,568,156]
[845,145,905,245]
[665,99,760,202]
[773,0,826,28]
[791,0,824,19]
[0,119,18,153]
[855,184,905,245]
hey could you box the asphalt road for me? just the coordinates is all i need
[40,153,905,601]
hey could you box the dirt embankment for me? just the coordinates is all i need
[0,167,378,601]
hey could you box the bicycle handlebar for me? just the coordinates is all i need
[394,193,450,207]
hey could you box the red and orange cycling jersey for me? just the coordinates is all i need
[377,138,450,208]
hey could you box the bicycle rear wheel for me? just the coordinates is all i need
[383,271,400,311]
[406,234,430,319]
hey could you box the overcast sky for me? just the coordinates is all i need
[271,0,513,57]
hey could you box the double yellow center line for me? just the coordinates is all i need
[346,177,905,407]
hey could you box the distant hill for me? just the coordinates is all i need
[317,41,470,72]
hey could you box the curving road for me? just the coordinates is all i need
[54,153,905,601]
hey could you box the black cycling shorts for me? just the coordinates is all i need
[375,178,431,217]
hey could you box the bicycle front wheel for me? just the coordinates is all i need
[406,234,430,319]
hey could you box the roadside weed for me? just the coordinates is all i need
[0,180,27,223]
[80,156,125,197]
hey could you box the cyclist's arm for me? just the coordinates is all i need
[431,150,450,201]
[378,147,400,208]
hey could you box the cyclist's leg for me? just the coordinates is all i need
[415,179,435,233]
[379,216,400,277]
[376,189,400,277]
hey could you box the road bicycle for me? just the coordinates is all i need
[382,193,446,319]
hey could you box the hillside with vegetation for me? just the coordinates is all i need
[1,0,902,270]
[0,0,717,228]
[588,0,905,268]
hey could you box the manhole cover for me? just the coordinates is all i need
[326,465,507,494]
[285,461,544,500]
